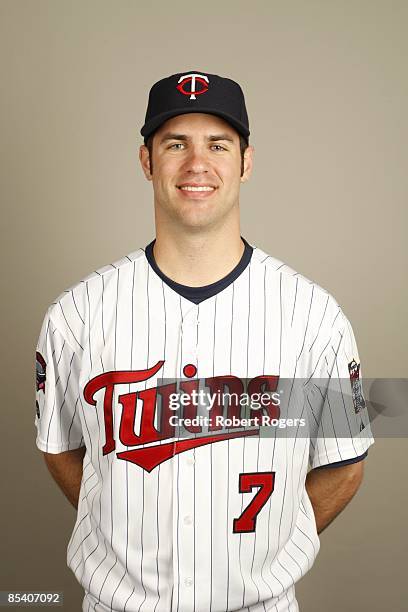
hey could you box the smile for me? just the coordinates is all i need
[176,185,217,199]
[178,186,216,192]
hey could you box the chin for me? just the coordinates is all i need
[159,195,234,229]
[178,214,217,229]
[174,208,221,230]
[171,197,216,216]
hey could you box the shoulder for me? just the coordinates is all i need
[249,242,352,355]
[44,248,146,351]
[250,242,340,310]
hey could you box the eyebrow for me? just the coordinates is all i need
[159,132,235,144]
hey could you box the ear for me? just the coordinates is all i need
[139,145,152,181]
[240,145,254,183]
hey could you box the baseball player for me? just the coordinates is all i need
[35,70,374,612]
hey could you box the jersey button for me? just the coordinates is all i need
[183,515,192,525]
[184,577,193,587]
[183,319,196,330]
[186,456,195,465]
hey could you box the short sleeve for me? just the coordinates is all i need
[34,309,85,453]
[306,309,374,469]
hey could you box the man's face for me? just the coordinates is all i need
[139,113,253,231]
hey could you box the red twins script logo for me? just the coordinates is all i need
[83,361,279,472]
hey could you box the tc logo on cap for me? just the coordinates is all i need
[176,73,209,100]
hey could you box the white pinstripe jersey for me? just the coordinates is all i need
[34,238,374,612]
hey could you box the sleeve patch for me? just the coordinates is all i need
[348,359,366,413]
[36,351,47,393]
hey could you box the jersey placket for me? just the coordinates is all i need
[172,303,200,612]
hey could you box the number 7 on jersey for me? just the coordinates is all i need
[233,471,276,533]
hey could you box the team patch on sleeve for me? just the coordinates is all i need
[36,351,47,393]
[348,359,366,413]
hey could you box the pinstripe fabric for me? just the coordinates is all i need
[34,241,374,612]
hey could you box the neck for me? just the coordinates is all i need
[152,223,245,287]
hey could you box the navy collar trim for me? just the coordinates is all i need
[144,237,253,304]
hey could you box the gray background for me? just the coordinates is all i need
[1,1,407,610]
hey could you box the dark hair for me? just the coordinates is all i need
[145,131,249,176]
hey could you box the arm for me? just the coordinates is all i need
[42,446,86,510]
[305,460,364,534]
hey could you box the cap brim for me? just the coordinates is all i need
[141,107,250,141]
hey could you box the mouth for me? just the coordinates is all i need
[176,184,218,199]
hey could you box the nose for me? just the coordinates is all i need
[183,146,210,174]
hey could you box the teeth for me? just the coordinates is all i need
[179,186,215,192]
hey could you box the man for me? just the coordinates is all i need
[35,70,374,612]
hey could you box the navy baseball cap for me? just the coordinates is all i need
[140,70,250,145]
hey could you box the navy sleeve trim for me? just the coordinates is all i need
[314,450,368,469]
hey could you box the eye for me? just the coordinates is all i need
[167,143,227,152]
